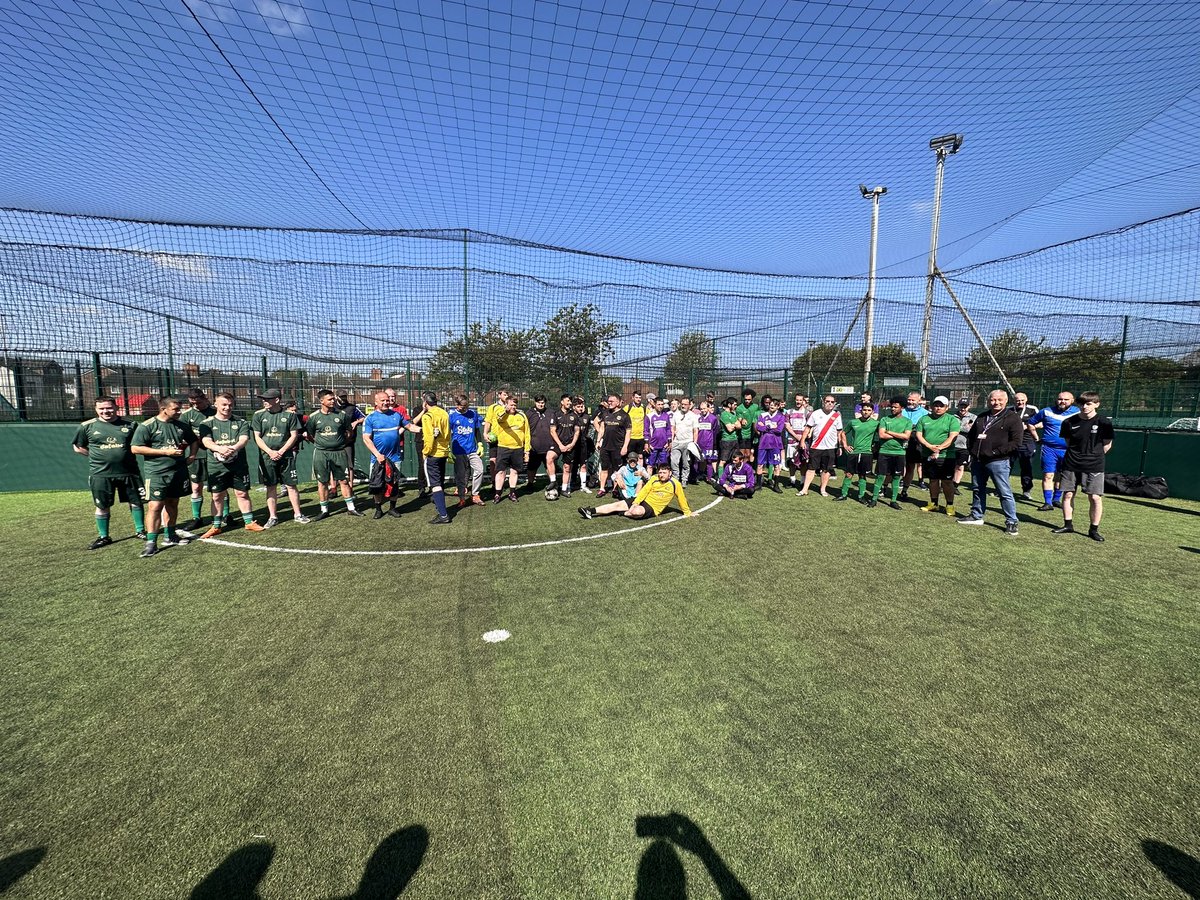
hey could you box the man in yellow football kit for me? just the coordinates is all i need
[578,463,694,521]
[407,391,452,524]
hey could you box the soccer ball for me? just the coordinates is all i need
[544,487,560,501]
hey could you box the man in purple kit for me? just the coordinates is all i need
[718,449,757,499]
[644,396,673,470]
[693,400,719,483]
[753,395,786,493]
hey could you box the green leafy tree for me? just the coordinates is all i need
[1048,337,1121,383]
[1125,356,1183,382]
[790,342,917,387]
[663,330,719,391]
[535,303,623,390]
[966,329,1048,380]
[427,319,540,391]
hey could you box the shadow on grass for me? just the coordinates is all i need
[191,842,274,899]
[1108,495,1200,517]
[0,847,46,893]
[335,824,429,899]
[635,813,750,900]
[1179,546,1199,554]
[1143,839,1199,898]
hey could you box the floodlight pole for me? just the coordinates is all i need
[329,319,337,391]
[920,133,962,393]
[860,185,887,390]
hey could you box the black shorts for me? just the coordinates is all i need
[599,447,624,472]
[628,439,645,455]
[843,452,874,477]
[924,457,956,479]
[956,453,973,469]
[810,448,838,473]
[496,446,527,473]
[905,441,923,462]
[877,454,905,477]
[631,503,658,518]
[737,437,755,450]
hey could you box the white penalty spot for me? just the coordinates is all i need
[482,629,511,643]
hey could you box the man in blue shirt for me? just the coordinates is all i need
[1027,391,1080,510]
[362,390,408,519]
[449,395,486,507]
[900,391,929,500]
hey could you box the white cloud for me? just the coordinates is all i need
[909,200,933,215]
[255,0,309,37]
[190,0,238,23]
[151,253,214,280]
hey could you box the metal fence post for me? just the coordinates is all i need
[74,360,85,413]
[120,366,130,416]
[1112,315,1128,421]
[260,356,269,391]
[13,358,27,420]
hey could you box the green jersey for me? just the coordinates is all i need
[131,416,197,477]
[844,415,878,454]
[734,403,760,440]
[718,409,740,442]
[251,408,300,452]
[878,415,912,456]
[307,409,351,451]
[73,416,140,478]
[915,412,960,459]
[180,405,215,458]
[199,415,250,473]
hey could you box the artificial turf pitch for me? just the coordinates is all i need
[1,480,1197,899]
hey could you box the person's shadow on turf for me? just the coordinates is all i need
[189,825,428,900]
[634,812,750,900]
[0,846,46,893]
[1143,839,1200,898]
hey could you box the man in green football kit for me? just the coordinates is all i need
[914,396,961,517]
[197,392,266,539]
[835,402,878,503]
[734,390,760,454]
[872,397,912,509]
[251,388,308,527]
[180,388,221,530]
[132,395,200,557]
[72,396,147,549]
[306,389,362,520]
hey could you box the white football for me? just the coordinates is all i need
[544,487,559,501]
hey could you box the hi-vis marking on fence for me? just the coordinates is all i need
[199,496,724,555]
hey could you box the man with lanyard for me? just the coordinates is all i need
[594,394,632,498]
[835,399,878,504]
[784,393,811,489]
[362,389,409,519]
[670,397,700,485]
[525,394,553,488]
[578,462,694,521]
[623,390,647,464]
[1009,391,1040,500]
[197,391,266,539]
[914,396,961,517]
[872,397,911,509]
[753,395,786,493]
[717,397,741,473]
[446,394,485,507]
[734,389,760,457]
[693,400,719,483]
[547,394,580,498]
[485,394,531,503]
[899,390,928,501]
[180,388,219,531]
[251,388,307,527]
[1052,391,1114,543]
[132,395,200,557]
[72,395,147,549]
[799,395,842,497]
[644,396,673,471]
[1027,391,1080,511]
[958,390,1025,536]
[407,392,452,524]
[306,389,362,521]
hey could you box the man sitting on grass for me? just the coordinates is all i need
[578,463,693,520]
[718,449,757,499]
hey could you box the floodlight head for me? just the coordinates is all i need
[859,184,888,199]
[929,133,964,154]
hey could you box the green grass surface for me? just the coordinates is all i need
[1,479,1198,898]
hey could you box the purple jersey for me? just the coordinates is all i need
[646,411,672,449]
[754,410,785,450]
[720,462,757,491]
[694,412,718,453]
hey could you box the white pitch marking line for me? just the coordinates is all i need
[199,496,724,555]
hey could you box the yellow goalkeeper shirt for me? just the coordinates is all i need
[632,477,692,516]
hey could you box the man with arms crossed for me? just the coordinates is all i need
[251,388,307,526]
[873,397,911,509]
[1053,391,1114,542]
[132,395,199,557]
[73,395,146,549]
[198,391,266,538]
[835,400,878,503]
[899,390,928,500]
[753,395,786,493]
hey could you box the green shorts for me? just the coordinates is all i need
[90,474,144,509]
[207,467,251,493]
[258,452,298,487]
[187,455,209,485]
[313,448,348,484]
[144,468,190,501]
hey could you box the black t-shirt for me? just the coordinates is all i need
[598,408,631,450]
[527,406,553,452]
[549,409,580,448]
[1013,405,1038,450]
[1061,415,1114,473]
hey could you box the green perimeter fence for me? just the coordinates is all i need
[3,422,1197,501]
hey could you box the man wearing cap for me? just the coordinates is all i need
[914,396,961,516]
[180,388,218,530]
[251,388,307,526]
[958,390,1024,536]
